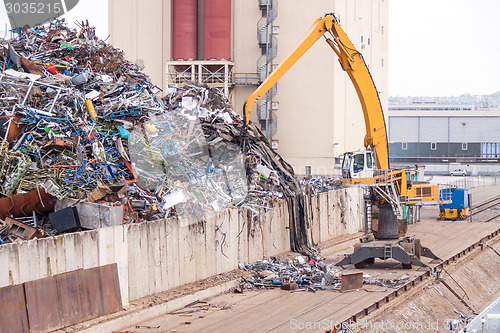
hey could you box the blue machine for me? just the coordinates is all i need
[439,188,470,220]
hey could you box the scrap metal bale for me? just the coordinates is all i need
[281,282,298,291]
[341,271,363,291]
[0,189,55,220]
[4,217,44,240]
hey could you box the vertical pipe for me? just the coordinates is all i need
[447,117,451,157]
[224,62,229,96]
[197,0,204,60]
[203,0,231,60]
[172,0,197,60]
[417,116,420,159]
[265,1,271,138]
[170,0,174,60]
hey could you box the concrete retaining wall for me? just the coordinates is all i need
[0,187,364,304]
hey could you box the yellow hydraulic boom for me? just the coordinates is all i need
[243,13,438,206]
[242,13,441,269]
[243,13,389,170]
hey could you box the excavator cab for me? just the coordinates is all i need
[341,150,374,179]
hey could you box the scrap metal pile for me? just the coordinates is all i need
[237,257,410,292]
[0,20,314,255]
[300,176,342,194]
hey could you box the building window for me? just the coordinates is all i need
[431,142,437,150]
[366,152,373,168]
[462,142,468,150]
[381,58,384,67]
[353,154,365,173]
[402,142,407,150]
[305,166,311,175]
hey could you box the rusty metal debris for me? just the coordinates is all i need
[237,257,411,292]
[4,217,44,241]
[340,271,363,291]
[0,188,54,219]
[300,176,342,194]
[238,256,341,291]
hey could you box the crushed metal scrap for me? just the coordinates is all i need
[0,19,315,256]
[300,176,343,194]
[236,257,411,292]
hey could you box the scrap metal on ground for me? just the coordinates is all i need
[236,257,411,293]
[300,176,342,194]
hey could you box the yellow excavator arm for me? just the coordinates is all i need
[243,14,389,170]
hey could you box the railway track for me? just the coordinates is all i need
[471,196,500,222]
[336,226,500,329]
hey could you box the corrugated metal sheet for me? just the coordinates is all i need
[477,117,500,142]
[24,276,60,333]
[419,117,448,142]
[172,0,197,60]
[449,117,481,142]
[388,117,419,142]
[24,264,122,333]
[203,0,231,60]
[0,188,54,219]
[390,114,500,144]
[0,284,29,333]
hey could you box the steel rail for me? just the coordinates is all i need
[336,227,500,328]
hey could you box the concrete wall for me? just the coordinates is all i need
[108,0,170,91]
[307,188,364,245]
[0,188,363,305]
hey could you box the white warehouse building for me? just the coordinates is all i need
[388,103,500,175]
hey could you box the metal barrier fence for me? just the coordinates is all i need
[447,176,500,189]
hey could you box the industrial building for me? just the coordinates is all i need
[108,0,389,175]
[3,4,500,332]
[388,102,500,174]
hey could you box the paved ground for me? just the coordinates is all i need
[121,183,500,333]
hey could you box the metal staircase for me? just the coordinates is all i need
[370,170,405,218]
[364,199,372,232]
[384,243,393,260]
[256,0,278,138]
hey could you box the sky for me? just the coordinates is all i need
[59,0,108,39]
[0,0,108,39]
[389,0,500,97]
